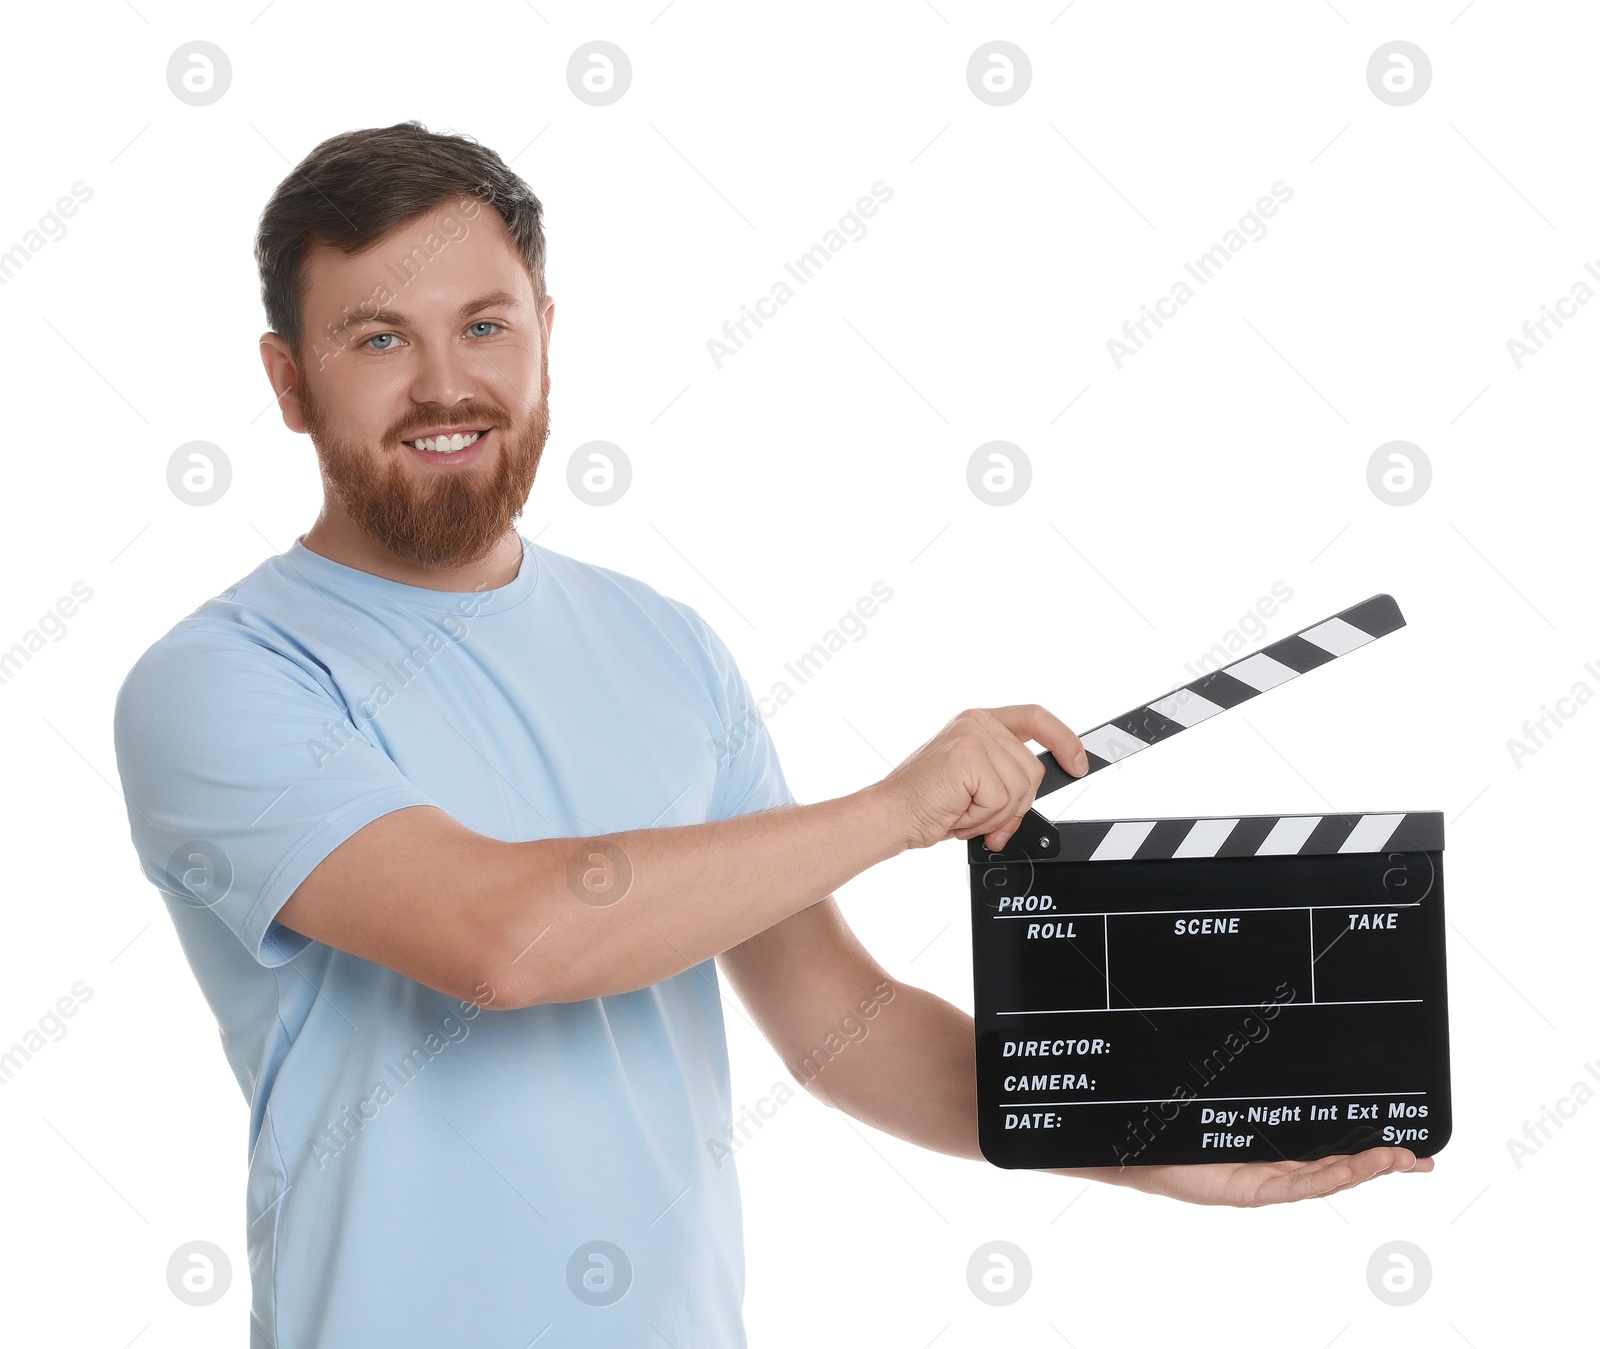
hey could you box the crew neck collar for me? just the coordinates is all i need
[283,532,539,617]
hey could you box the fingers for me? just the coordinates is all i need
[985,799,1036,854]
[956,723,1037,850]
[1259,1147,1423,1205]
[969,706,1082,851]
[985,704,1089,779]
[1338,1146,1425,1187]
[976,712,1050,850]
[918,704,1086,852]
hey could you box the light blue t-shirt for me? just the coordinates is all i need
[112,533,794,1348]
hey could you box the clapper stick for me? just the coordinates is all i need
[1032,594,1407,800]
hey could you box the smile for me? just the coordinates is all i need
[406,430,485,454]
[403,427,491,467]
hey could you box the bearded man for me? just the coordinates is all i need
[112,120,1429,1349]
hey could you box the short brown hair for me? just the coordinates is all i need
[255,120,547,360]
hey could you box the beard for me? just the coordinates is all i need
[299,352,551,570]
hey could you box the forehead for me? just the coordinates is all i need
[298,199,532,318]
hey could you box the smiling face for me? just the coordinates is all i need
[263,198,554,570]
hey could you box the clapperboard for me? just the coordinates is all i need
[969,595,1452,1168]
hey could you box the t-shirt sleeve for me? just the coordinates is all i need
[688,613,796,821]
[112,624,435,967]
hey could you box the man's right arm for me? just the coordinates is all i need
[275,705,1087,1010]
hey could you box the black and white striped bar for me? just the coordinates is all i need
[1035,593,1407,800]
[1046,810,1444,862]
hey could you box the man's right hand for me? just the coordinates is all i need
[277,704,1088,1008]
[871,705,1090,854]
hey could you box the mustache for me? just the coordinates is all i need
[389,405,510,442]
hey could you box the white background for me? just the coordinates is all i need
[1,1,1594,1344]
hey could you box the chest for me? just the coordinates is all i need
[315,606,720,840]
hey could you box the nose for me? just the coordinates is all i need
[406,333,490,410]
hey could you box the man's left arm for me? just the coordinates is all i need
[717,898,1434,1208]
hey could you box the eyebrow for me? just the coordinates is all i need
[343,289,521,330]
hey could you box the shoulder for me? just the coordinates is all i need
[113,558,332,737]
[530,541,726,661]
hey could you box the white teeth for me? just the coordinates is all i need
[411,431,482,454]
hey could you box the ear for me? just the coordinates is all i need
[259,332,310,434]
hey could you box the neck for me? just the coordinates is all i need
[299,500,524,593]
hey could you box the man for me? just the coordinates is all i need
[113,121,1430,1348]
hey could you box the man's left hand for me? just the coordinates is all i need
[1057,1146,1434,1207]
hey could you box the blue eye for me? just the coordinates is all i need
[366,333,399,351]
[468,321,501,337]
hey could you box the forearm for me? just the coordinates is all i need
[484,788,905,1006]
[285,700,1083,1012]
[797,979,986,1160]
[798,978,1141,1190]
